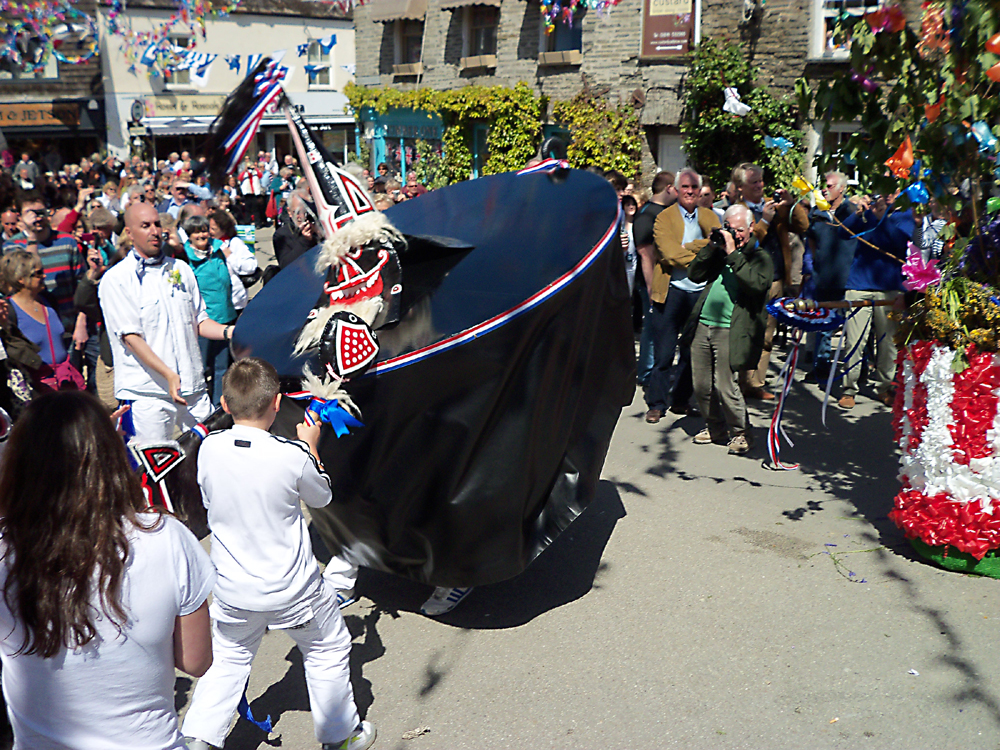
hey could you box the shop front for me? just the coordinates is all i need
[0,99,106,171]
[359,107,443,178]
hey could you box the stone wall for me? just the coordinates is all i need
[354,0,923,180]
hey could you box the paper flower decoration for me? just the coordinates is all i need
[902,242,940,291]
[865,3,906,33]
[791,176,830,211]
[723,87,751,117]
[903,181,930,205]
[764,135,793,154]
[918,3,950,56]
[850,67,878,93]
[987,32,1000,54]
[971,121,998,154]
[924,97,943,123]
[885,136,914,179]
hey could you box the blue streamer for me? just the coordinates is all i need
[238,687,273,733]
[307,398,364,438]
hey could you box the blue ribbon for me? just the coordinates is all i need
[308,398,364,438]
[238,686,273,733]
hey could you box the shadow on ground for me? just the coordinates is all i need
[353,479,626,630]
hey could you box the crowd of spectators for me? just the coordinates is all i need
[0,148,436,420]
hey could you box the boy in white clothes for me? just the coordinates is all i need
[181,358,376,750]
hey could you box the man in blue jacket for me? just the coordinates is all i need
[837,192,913,409]
[805,171,857,381]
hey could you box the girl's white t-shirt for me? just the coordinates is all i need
[0,514,216,750]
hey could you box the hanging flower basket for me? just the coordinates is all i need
[889,340,1000,576]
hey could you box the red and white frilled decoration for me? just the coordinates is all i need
[889,341,1000,559]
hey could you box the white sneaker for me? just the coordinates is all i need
[420,586,473,616]
[336,587,356,609]
[183,739,219,750]
[323,721,376,750]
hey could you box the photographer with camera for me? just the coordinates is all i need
[682,204,773,455]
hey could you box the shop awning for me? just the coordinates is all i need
[439,0,500,8]
[369,0,427,22]
[141,116,216,136]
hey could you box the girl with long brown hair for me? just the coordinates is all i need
[0,391,215,749]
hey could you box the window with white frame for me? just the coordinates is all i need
[165,36,191,86]
[464,5,499,57]
[394,19,424,65]
[811,0,884,59]
[541,10,583,53]
[307,41,331,87]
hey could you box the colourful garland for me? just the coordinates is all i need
[0,3,98,72]
[540,0,621,35]
[889,341,1000,560]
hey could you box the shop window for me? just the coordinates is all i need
[165,36,191,87]
[538,9,583,65]
[307,41,331,87]
[471,123,489,179]
[395,20,424,65]
[811,0,884,59]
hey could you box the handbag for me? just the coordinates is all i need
[38,307,86,391]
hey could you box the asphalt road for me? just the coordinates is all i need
[175,304,1000,750]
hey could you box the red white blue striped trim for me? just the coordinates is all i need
[190,423,210,441]
[517,158,570,175]
[371,208,621,375]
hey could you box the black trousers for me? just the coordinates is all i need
[644,286,700,411]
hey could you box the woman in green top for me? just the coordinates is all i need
[182,214,236,406]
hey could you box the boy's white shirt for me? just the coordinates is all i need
[197,423,332,611]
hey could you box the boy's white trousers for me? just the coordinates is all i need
[181,580,360,746]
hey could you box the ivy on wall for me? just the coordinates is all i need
[346,81,645,183]
[551,86,642,179]
[680,37,803,191]
[345,82,542,182]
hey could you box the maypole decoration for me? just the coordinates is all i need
[797,0,1000,575]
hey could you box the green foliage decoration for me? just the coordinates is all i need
[680,37,804,191]
[794,0,999,207]
[550,86,642,178]
[345,82,543,183]
[793,1,1000,351]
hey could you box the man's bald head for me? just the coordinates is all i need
[124,201,163,258]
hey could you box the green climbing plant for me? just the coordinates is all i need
[345,82,543,183]
[680,37,804,191]
[412,139,449,189]
[550,86,642,178]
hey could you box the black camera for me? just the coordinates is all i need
[710,222,738,248]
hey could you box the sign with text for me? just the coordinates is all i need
[0,102,79,128]
[145,95,227,118]
[641,0,694,58]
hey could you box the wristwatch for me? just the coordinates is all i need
[224,325,233,342]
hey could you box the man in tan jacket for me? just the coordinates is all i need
[638,168,720,424]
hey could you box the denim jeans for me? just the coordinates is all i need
[200,335,232,407]
[636,284,654,386]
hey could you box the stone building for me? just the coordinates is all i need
[98,0,357,161]
[352,0,901,181]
